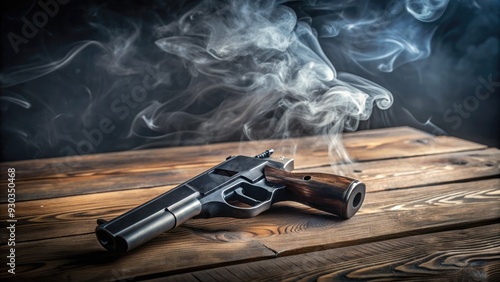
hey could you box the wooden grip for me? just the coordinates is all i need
[264,166,365,219]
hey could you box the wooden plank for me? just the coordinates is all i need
[0,160,500,243]
[0,185,176,242]
[0,127,483,182]
[159,224,500,282]
[0,134,492,203]
[0,234,276,282]
[258,177,500,255]
[300,147,500,192]
[0,179,498,280]
[3,147,497,204]
[0,170,500,242]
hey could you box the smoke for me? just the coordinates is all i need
[302,0,448,73]
[3,0,494,165]
[146,0,393,164]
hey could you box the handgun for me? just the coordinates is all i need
[95,149,365,252]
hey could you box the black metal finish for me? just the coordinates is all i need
[96,150,292,252]
[95,149,365,252]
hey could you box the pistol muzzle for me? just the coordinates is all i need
[96,210,177,252]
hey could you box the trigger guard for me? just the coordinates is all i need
[220,180,281,218]
[198,178,285,219]
[223,182,272,208]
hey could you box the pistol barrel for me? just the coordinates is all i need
[96,185,201,252]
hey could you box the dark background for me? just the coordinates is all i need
[1,0,499,161]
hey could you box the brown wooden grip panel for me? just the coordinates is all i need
[264,166,365,219]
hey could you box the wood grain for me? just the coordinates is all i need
[0,234,276,282]
[298,148,500,192]
[0,149,500,238]
[4,127,438,180]
[259,177,500,255]
[0,179,497,281]
[0,174,498,243]
[0,128,488,203]
[0,127,496,282]
[159,224,500,282]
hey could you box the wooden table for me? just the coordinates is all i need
[1,127,499,281]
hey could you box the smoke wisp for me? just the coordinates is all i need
[4,0,495,166]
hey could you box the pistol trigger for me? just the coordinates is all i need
[234,188,262,206]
